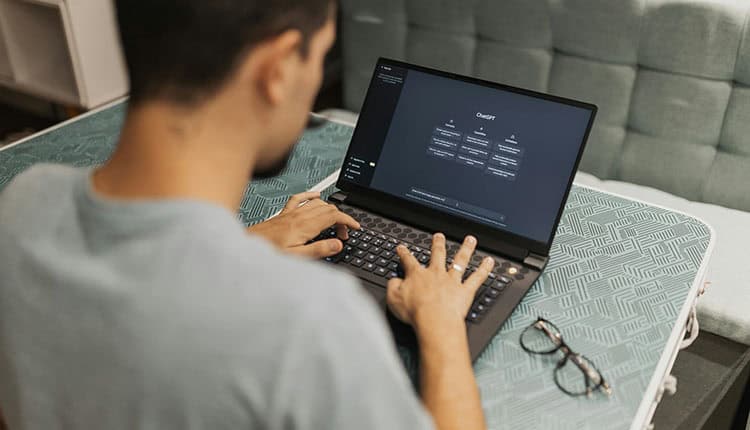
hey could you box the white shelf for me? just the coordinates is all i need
[0,0,127,108]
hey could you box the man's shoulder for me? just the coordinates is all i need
[0,163,79,207]
[1,163,78,194]
[0,164,81,236]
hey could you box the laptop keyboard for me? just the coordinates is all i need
[312,209,531,324]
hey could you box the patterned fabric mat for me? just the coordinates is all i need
[0,103,713,429]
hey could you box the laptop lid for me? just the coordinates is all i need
[336,58,597,258]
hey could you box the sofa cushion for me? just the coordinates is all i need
[639,0,747,80]
[574,172,750,346]
[551,0,645,64]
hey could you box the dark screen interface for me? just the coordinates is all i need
[342,62,593,244]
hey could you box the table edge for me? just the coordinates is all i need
[577,185,717,430]
[0,97,128,154]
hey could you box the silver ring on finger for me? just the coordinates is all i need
[451,263,465,273]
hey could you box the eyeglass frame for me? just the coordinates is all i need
[519,317,612,398]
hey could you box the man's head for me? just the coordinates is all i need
[115,0,336,178]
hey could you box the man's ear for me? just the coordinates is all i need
[245,30,304,107]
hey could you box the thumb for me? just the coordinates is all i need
[287,238,342,259]
[386,278,411,324]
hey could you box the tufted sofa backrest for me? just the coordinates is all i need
[340,0,750,212]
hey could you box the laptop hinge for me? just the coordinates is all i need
[328,192,348,205]
[523,253,548,271]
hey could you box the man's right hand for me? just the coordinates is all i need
[387,232,492,430]
[386,233,495,333]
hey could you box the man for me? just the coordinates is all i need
[0,1,495,429]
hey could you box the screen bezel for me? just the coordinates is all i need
[336,57,597,256]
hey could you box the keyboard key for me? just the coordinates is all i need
[373,239,384,246]
[474,303,487,313]
[383,242,396,251]
[386,271,398,279]
[363,263,376,272]
[487,288,501,298]
[343,254,353,263]
[370,247,382,255]
[381,251,394,259]
[480,296,494,305]
[378,234,388,241]
[351,258,364,267]
[348,238,360,246]
[467,311,480,323]
[357,242,371,251]
[387,262,399,271]
[362,235,373,242]
[376,258,389,267]
[418,254,430,264]
[365,254,378,262]
[350,230,362,238]
[324,255,341,263]
[344,245,354,253]
[354,249,366,258]
[499,276,512,284]
[374,267,388,277]
[388,238,399,244]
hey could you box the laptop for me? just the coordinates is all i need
[313,58,597,361]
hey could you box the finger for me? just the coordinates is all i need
[336,223,349,240]
[283,191,321,212]
[463,257,495,296]
[429,233,447,270]
[396,245,420,275]
[450,236,477,280]
[287,238,342,258]
[386,278,411,324]
[303,206,361,232]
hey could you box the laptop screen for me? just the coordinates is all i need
[339,59,595,245]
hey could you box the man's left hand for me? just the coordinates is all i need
[247,191,360,258]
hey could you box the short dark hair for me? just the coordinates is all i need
[115,0,333,106]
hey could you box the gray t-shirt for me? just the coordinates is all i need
[0,164,433,430]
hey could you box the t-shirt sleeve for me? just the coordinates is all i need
[267,275,434,430]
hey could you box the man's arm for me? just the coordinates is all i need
[417,318,484,430]
[387,234,493,430]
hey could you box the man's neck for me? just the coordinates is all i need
[92,102,257,212]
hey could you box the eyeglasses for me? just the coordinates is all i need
[520,317,612,398]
